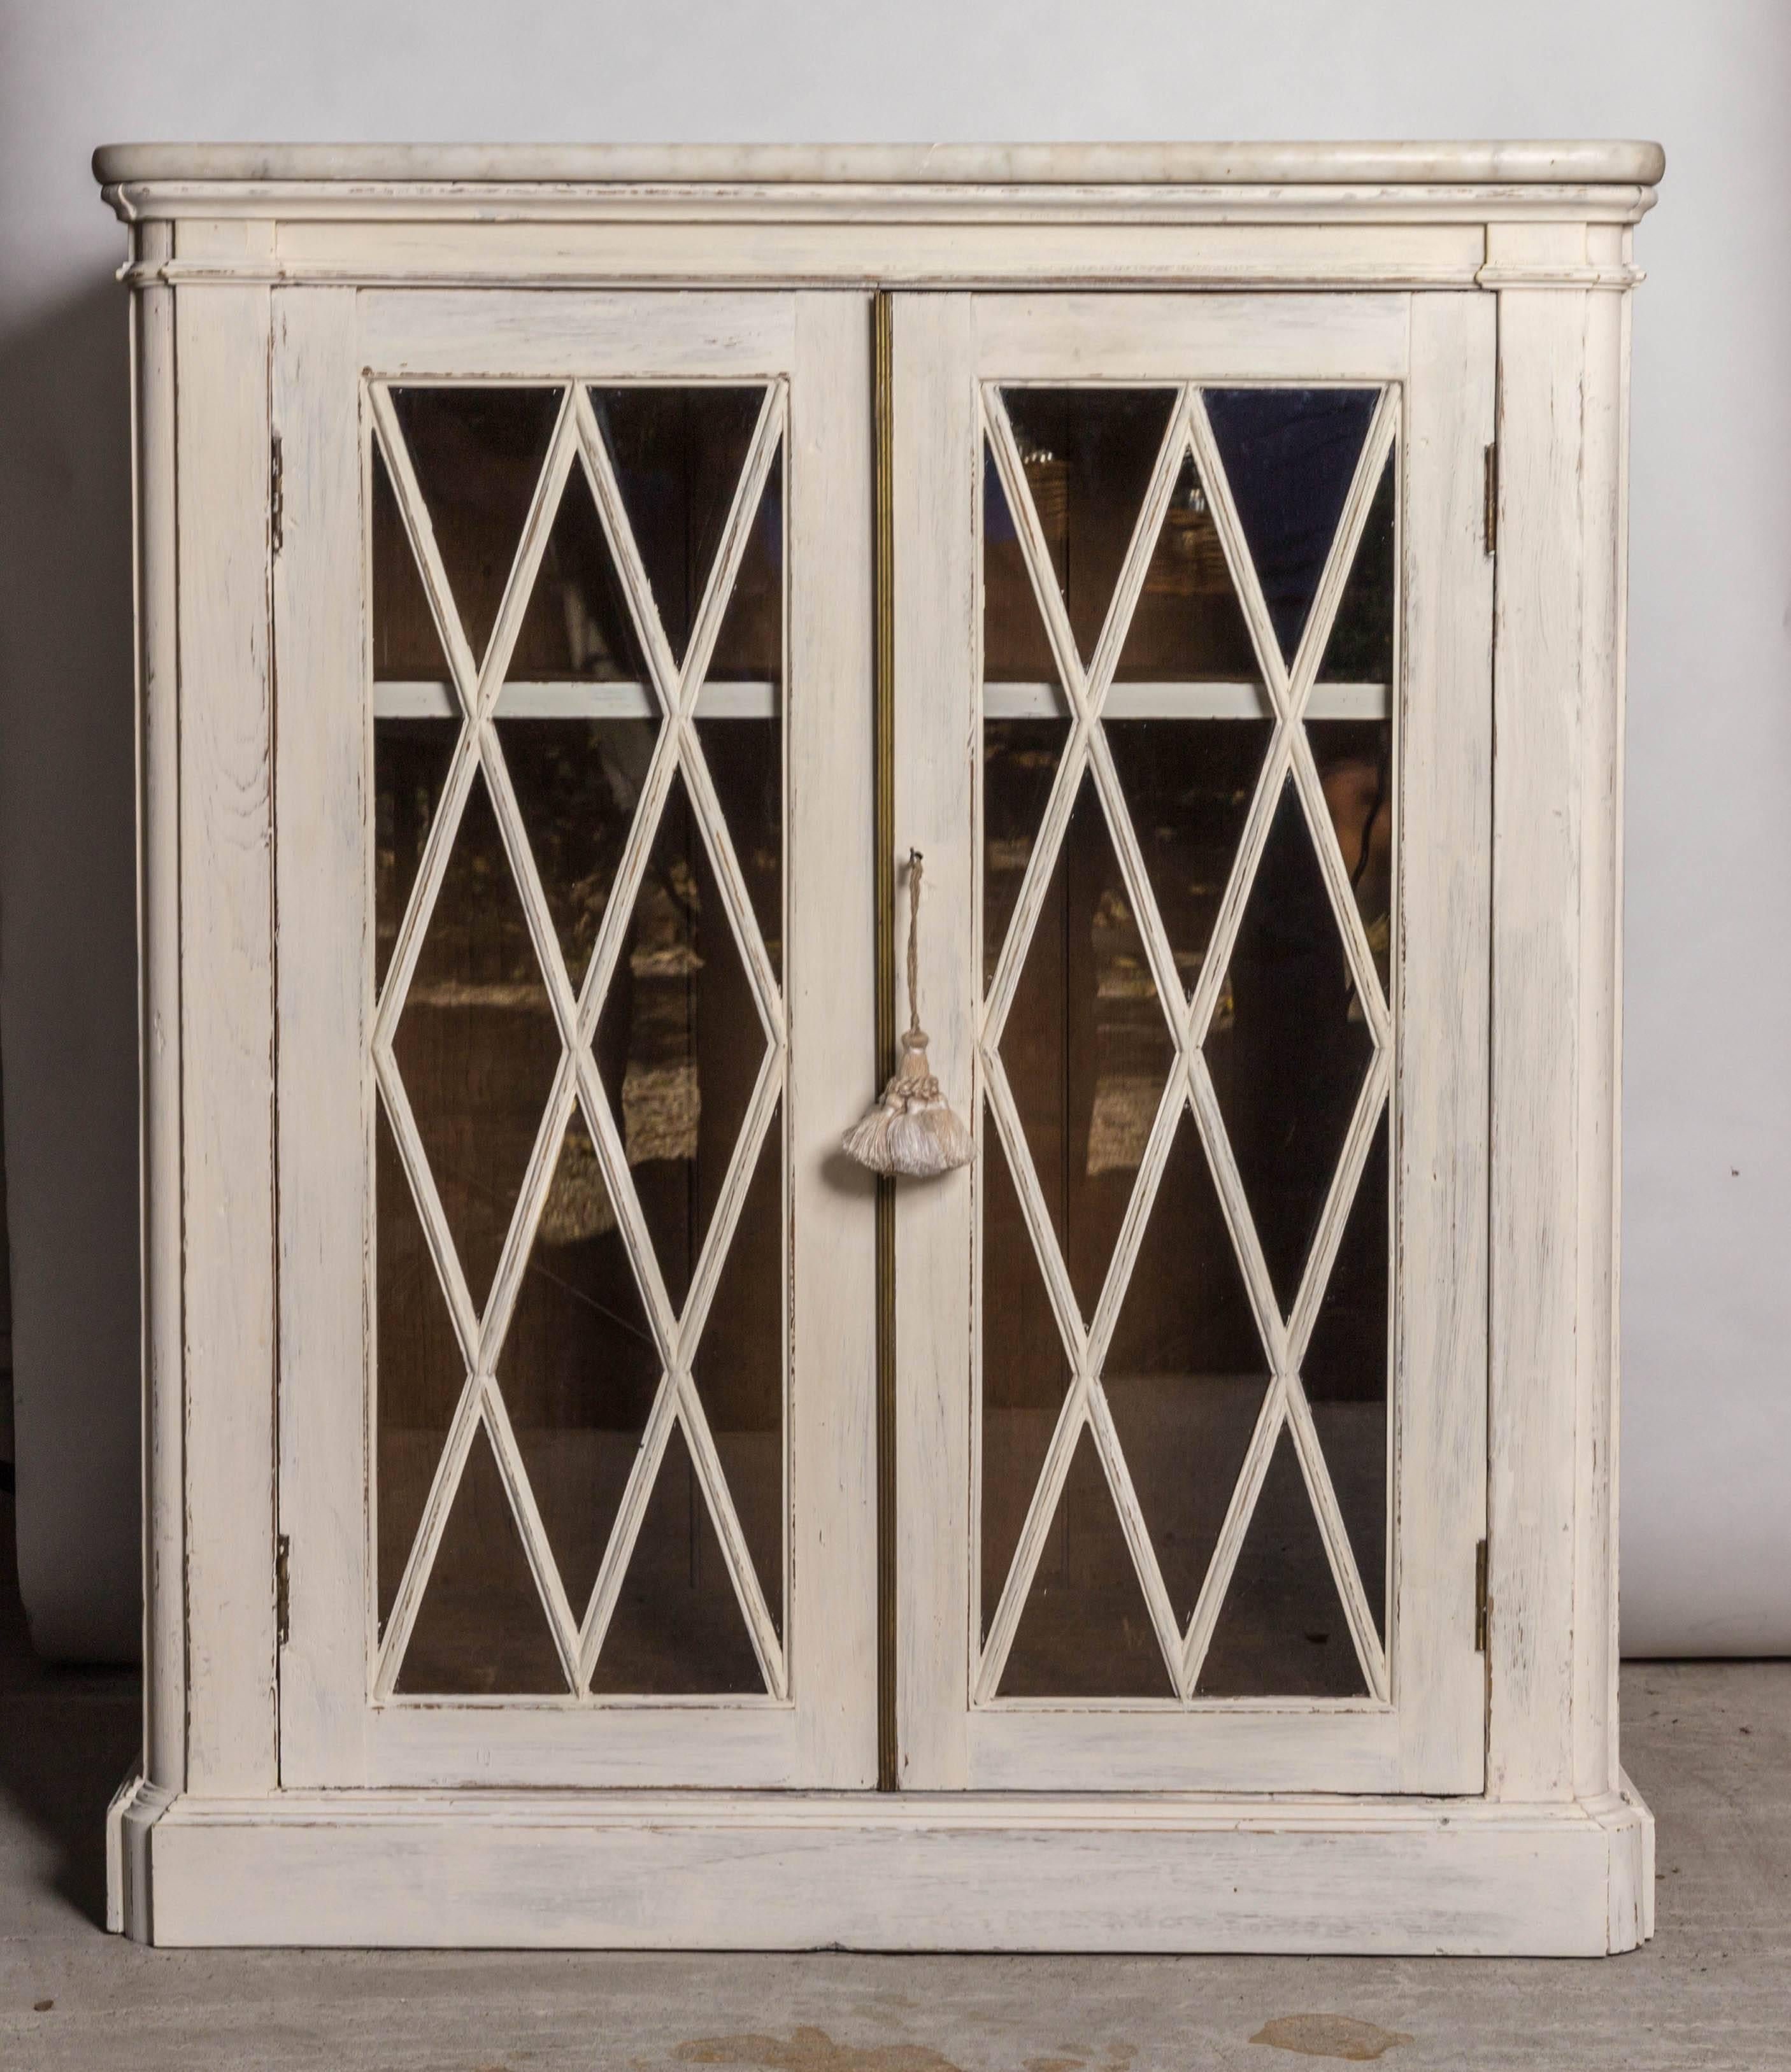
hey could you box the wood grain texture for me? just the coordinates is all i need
[787,293,879,1785]
[890,292,978,1789]
[1395,293,1494,1791]
[132,1782,1652,1954]
[272,287,372,1785]
[1487,277,1591,1803]
[173,248,279,1794]
[132,219,185,1797]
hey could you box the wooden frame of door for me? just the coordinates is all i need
[275,289,879,1790]
[891,291,1493,1793]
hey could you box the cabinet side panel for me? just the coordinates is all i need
[175,266,279,1792]
[1397,292,1493,1791]
[890,294,976,1787]
[1487,284,1590,1803]
[1573,274,1628,1803]
[788,292,878,1786]
[135,222,186,1794]
[272,288,370,1785]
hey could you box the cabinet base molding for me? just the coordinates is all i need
[108,1772,1653,1955]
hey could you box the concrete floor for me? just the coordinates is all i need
[1,1491,1786,2072]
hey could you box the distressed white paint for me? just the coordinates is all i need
[105,146,1652,1952]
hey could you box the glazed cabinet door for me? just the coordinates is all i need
[273,289,876,1789]
[892,292,1492,1792]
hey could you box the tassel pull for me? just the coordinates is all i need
[843,851,974,1178]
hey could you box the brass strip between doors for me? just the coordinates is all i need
[873,288,899,1791]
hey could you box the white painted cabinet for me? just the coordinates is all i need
[99,141,1660,1954]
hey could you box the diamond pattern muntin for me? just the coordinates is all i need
[594,764,769,1319]
[374,383,788,1700]
[1202,387,1380,665]
[977,378,1394,1702]
[590,385,767,666]
[996,767,1177,1330]
[1205,775,1375,1320]
[389,763,562,1318]
[999,387,1178,665]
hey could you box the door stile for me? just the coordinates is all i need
[276,288,877,1791]
[893,289,1490,1794]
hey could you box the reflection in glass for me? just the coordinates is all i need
[999,1428,1174,1698]
[1114,452,1257,683]
[1318,448,1396,685]
[497,1111,662,1623]
[390,768,562,1314]
[982,719,1067,992]
[982,444,1063,685]
[998,388,1178,665]
[375,1109,468,1634]
[1202,388,1378,664]
[591,387,766,663]
[590,1423,765,1694]
[390,387,563,669]
[497,716,658,995]
[507,460,648,682]
[999,770,1175,1325]
[371,441,451,681]
[396,1424,567,1696]
[1208,777,1374,1317]
[980,1121,1072,1641]
[1303,1113,1390,1640]
[1195,1426,1366,1697]
[692,1107,786,1641]
[1104,1114,1269,1631]
[373,718,459,999]
[595,772,765,1317]
[1106,717,1269,1001]
[1309,719,1393,1007]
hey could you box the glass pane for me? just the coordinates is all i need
[1308,718,1393,1009]
[1114,451,1258,683]
[389,387,562,670]
[1318,448,1396,685]
[1206,777,1374,1317]
[590,1422,765,1694]
[983,717,1068,995]
[1203,388,1378,665]
[696,443,784,981]
[1196,1425,1366,1698]
[396,1423,568,1696]
[390,767,562,1314]
[1106,716,1270,1001]
[704,443,783,681]
[506,458,650,682]
[1303,1110,1390,1640]
[999,1426,1174,1699]
[1103,1112,1271,1633]
[999,388,1178,665]
[373,718,459,1000]
[496,1109,662,1624]
[692,1103,785,1639]
[980,1116,1072,1642]
[497,716,658,996]
[591,386,766,664]
[595,770,765,1317]
[374,1108,467,1634]
[982,443,1064,685]
[999,770,1175,1325]
[371,440,450,681]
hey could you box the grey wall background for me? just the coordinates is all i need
[1,0,1786,1660]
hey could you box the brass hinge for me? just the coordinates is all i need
[1483,441,1497,556]
[1474,1537,1490,1653]
[275,1533,291,1647]
[270,432,285,554]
